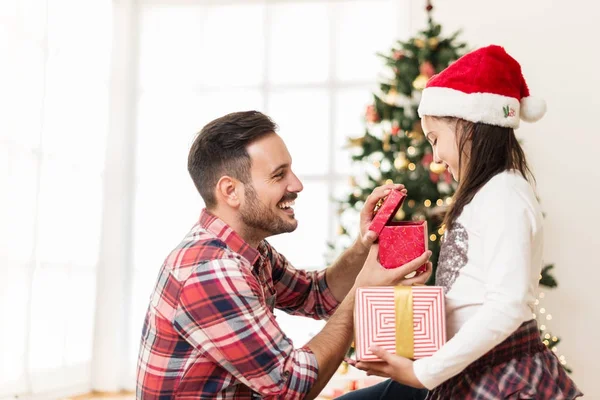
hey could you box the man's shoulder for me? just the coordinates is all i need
[164,231,245,279]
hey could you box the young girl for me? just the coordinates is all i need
[354,45,583,399]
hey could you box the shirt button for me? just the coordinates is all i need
[282,371,290,379]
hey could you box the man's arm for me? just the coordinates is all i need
[324,240,369,302]
[304,289,355,399]
[326,183,407,302]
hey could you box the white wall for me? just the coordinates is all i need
[409,0,600,397]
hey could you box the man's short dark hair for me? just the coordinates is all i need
[188,111,278,208]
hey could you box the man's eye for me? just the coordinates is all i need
[274,172,284,179]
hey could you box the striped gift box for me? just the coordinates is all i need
[354,286,446,361]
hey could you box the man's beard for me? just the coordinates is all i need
[239,184,298,238]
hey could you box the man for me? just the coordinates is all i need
[136,111,432,399]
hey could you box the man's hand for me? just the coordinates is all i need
[357,183,407,251]
[354,346,426,389]
[355,244,432,288]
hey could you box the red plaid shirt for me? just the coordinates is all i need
[136,210,339,399]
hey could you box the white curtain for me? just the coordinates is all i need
[0,0,111,398]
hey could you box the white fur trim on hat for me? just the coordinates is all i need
[418,87,521,128]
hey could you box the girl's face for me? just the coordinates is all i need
[421,116,463,181]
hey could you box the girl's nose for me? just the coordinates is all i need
[433,149,443,164]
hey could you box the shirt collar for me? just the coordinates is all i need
[199,209,261,266]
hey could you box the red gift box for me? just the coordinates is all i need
[354,286,446,361]
[368,190,428,272]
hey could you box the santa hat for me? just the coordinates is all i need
[418,45,546,128]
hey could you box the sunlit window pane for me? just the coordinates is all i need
[132,178,201,272]
[334,87,373,173]
[334,0,396,82]
[201,4,265,86]
[268,3,329,85]
[139,5,205,88]
[267,89,329,176]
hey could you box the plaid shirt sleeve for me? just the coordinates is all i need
[266,243,340,319]
[173,257,318,399]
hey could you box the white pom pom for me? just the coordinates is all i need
[520,96,546,122]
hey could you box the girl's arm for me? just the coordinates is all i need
[412,181,539,389]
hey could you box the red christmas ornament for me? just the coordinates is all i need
[430,171,439,183]
[419,61,436,79]
[366,105,380,123]
[391,123,401,136]
[421,153,433,166]
[393,50,404,60]
[443,169,453,184]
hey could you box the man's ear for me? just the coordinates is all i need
[215,176,242,208]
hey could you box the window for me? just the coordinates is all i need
[129,0,406,385]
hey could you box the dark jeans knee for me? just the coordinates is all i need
[334,379,428,400]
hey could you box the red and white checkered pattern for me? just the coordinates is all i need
[354,286,446,361]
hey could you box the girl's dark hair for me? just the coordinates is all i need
[442,118,535,229]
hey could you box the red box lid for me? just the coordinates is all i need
[367,189,407,235]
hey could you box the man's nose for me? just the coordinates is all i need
[288,171,303,193]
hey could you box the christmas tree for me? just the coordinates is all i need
[334,1,571,372]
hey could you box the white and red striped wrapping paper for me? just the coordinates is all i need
[354,286,447,361]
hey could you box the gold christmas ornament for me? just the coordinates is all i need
[394,153,409,170]
[393,208,406,220]
[347,136,365,147]
[386,88,399,104]
[413,74,429,91]
[382,133,391,152]
[414,38,425,48]
[338,362,349,375]
[412,120,424,134]
[428,37,439,49]
[407,130,424,141]
[429,161,446,174]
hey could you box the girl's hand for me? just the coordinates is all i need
[357,183,406,251]
[354,346,426,389]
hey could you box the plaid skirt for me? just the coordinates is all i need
[426,319,583,400]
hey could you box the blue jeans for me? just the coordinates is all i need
[335,379,428,400]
